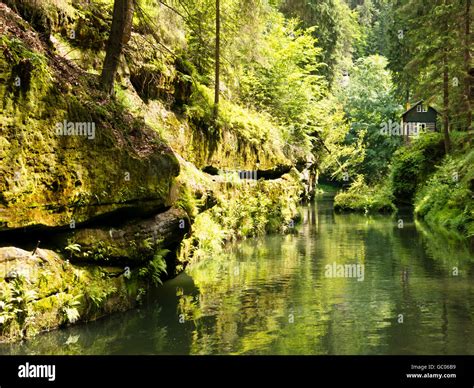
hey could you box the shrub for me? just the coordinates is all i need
[389,133,444,203]
[415,148,474,237]
[334,175,396,213]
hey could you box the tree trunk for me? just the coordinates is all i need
[464,0,471,130]
[213,0,220,119]
[405,89,410,144]
[443,51,451,153]
[100,0,134,95]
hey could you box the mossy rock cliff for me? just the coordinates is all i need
[0,4,179,231]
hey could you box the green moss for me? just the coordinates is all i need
[69,0,112,51]
[181,83,289,169]
[0,35,52,108]
[0,27,179,230]
[0,247,144,342]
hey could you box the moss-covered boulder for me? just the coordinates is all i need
[58,207,190,263]
[0,246,143,342]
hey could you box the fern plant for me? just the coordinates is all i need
[139,249,169,286]
[64,243,82,259]
[57,294,82,324]
[0,276,37,335]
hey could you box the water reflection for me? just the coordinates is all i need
[1,194,473,355]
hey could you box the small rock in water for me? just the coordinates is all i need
[65,335,80,345]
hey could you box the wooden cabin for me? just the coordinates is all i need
[401,100,438,137]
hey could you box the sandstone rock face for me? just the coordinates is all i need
[0,117,180,231]
[0,3,180,231]
[57,207,191,263]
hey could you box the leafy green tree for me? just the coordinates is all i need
[238,15,326,147]
[386,0,471,146]
[279,0,358,86]
[337,55,402,182]
[314,95,366,181]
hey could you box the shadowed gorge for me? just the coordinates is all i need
[0,1,472,375]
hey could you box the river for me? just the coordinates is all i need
[1,193,473,355]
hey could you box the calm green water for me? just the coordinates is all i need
[1,194,473,355]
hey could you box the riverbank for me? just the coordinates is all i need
[2,196,473,355]
[333,132,473,240]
